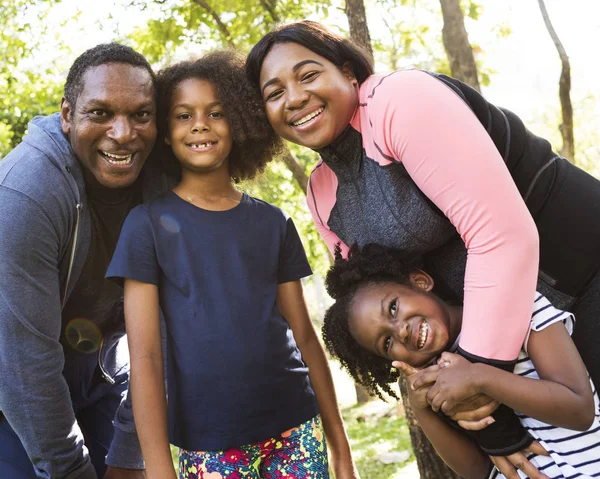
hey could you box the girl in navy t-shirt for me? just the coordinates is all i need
[107,51,358,479]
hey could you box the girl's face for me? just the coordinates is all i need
[259,42,359,150]
[348,275,461,368]
[166,78,233,174]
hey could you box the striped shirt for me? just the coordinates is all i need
[489,293,600,478]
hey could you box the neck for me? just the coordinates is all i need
[174,167,241,210]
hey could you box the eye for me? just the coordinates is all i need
[301,71,320,82]
[384,337,392,355]
[389,298,398,317]
[208,111,224,119]
[135,110,153,122]
[176,113,192,120]
[265,89,283,102]
[90,109,108,117]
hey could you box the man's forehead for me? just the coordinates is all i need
[79,63,154,99]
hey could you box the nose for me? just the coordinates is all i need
[286,83,310,110]
[191,115,210,133]
[394,321,410,345]
[107,116,137,144]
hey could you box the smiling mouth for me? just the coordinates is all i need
[417,319,429,350]
[187,141,217,150]
[100,150,133,165]
[291,107,324,127]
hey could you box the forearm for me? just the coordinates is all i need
[300,336,354,464]
[475,363,592,430]
[130,354,175,479]
[413,406,490,479]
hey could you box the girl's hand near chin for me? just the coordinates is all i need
[393,361,438,410]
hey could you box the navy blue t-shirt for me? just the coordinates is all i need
[106,192,318,450]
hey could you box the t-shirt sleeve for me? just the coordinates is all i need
[523,293,575,353]
[370,70,539,363]
[277,215,313,284]
[106,205,160,286]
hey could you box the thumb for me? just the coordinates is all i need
[393,361,418,376]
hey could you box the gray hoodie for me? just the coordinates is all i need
[0,113,173,478]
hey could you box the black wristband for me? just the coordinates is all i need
[455,346,533,456]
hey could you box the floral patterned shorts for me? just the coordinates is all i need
[178,415,329,478]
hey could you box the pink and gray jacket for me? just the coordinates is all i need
[307,70,600,454]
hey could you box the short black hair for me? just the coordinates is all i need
[246,20,374,91]
[64,43,155,109]
[322,243,423,400]
[156,50,282,182]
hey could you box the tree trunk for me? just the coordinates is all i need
[344,0,373,60]
[398,377,461,479]
[537,0,575,163]
[280,149,308,195]
[439,0,480,92]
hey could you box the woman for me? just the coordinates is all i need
[246,19,600,474]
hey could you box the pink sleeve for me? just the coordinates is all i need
[306,165,350,258]
[369,70,539,361]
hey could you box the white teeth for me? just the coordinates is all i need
[102,151,132,164]
[418,320,429,349]
[292,107,324,126]
[189,142,215,149]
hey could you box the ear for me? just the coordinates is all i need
[164,135,171,146]
[409,270,435,292]
[341,61,358,85]
[60,98,72,135]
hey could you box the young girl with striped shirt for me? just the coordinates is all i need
[323,243,600,479]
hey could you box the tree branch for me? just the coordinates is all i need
[537,0,574,162]
[190,0,235,47]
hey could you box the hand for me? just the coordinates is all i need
[393,361,435,410]
[104,466,147,479]
[412,352,483,414]
[490,441,550,479]
[451,395,500,430]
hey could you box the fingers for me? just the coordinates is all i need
[392,361,418,377]
[411,366,440,390]
[457,416,495,430]
[439,351,460,363]
[506,452,550,479]
[490,456,521,479]
[451,399,500,422]
[526,441,549,457]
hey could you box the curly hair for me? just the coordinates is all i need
[322,243,424,400]
[64,43,155,110]
[246,20,373,91]
[156,50,283,182]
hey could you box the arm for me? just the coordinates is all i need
[277,280,359,479]
[396,363,491,479]
[306,165,350,258]
[124,279,176,479]
[371,70,539,362]
[423,330,594,431]
[0,188,96,478]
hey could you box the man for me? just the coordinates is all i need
[0,43,174,478]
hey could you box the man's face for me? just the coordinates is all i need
[60,63,156,189]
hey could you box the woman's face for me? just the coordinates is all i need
[259,42,359,149]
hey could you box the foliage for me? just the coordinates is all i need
[0,0,63,157]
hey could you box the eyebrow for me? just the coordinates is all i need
[261,59,324,95]
[171,101,221,110]
[83,100,155,111]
